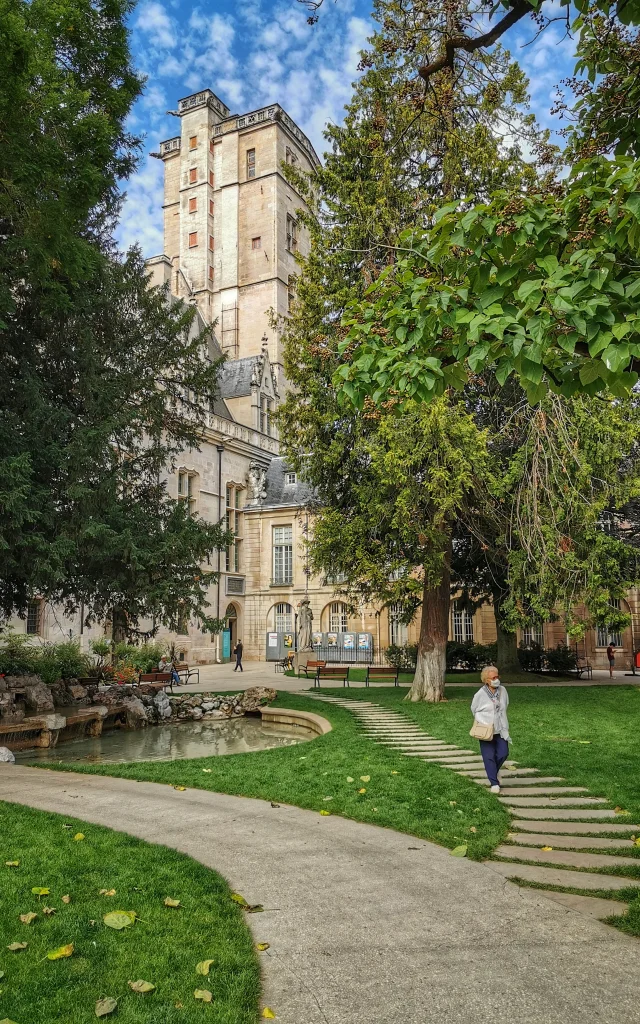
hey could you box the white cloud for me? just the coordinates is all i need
[116,154,165,256]
[136,1,177,50]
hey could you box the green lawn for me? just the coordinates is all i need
[287,668,573,685]
[0,802,260,1024]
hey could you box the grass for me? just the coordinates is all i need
[0,801,260,1024]
[287,669,574,685]
[31,691,511,860]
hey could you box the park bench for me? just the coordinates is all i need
[177,663,199,686]
[274,652,295,674]
[365,666,399,687]
[314,665,349,688]
[139,671,174,691]
[298,659,326,678]
[574,657,593,680]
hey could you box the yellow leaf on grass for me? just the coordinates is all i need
[31,887,50,896]
[322,796,333,802]
[5,861,19,867]
[346,777,354,782]
[202,768,212,773]
[262,1009,276,1019]
[449,801,457,806]
[47,943,74,960]
[391,771,399,775]
[95,996,118,1017]
[43,907,56,916]
[99,889,116,897]
[128,980,155,994]
[469,827,477,834]
[103,911,136,930]
[256,943,270,951]
[7,943,28,952]
[174,786,187,792]
[164,897,181,908]
[450,845,468,858]
[541,846,553,852]
[319,810,331,816]
[19,912,37,925]
[196,960,214,976]
[230,892,248,907]
[194,989,213,1003]
[358,788,366,794]
[73,833,85,841]
[634,838,640,848]
[360,775,370,782]
[614,807,630,815]
[61,895,71,904]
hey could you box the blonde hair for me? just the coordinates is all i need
[480,665,499,684]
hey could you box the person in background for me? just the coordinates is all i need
[470,665,510,794]
[606,642,616,679]
[233,639,243,672]
[158,653,180,687]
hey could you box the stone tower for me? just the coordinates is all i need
[156,89,320,384]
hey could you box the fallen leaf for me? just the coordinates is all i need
[262,1009,276,1019]
[360,775,370,782]
[358,788,366,794]
[62,824,74,829]
[5,860,19,867]
[47,943,74,960]
[578,740,591,744]
[449,801,457,806]
[19,912,37,925]
[323,796,333,802]
[99,889,116,897]
[230,893,248,907]
[469,827,477,833]
[43,907,56,916]
[270,802,280,808]
[73,833,85,841]
[201,768,212,773]
[195,960,214,976]
[194,989,213,1003]
[164,898,181,908]
[175,1002,184,1009]
[0,1019,20,1024]
[0,971,4,979]
[391,771,399,775]
[103,911,136,930]
[346,776,354,782]
[31,887,50,896]
[614,807,630,815]
[128,980,155,994]
[450,845,468,858]
[541,846,553,852]
[7,943,28,952]
[256,943,270,951]
[319,810,331,816]
[174,786,187,792]
[634,837,640,848]
[245,904,264,913]
[61,895,71,904]
[95,996,118,1017]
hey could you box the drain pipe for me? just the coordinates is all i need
[216,444,224,664]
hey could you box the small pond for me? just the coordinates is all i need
[16,716,314,765]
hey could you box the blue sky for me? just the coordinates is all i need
[119,0,578,255]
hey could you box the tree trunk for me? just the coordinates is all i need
[406,539,451,702]
[492,593,520,675]
[112,606,128,643]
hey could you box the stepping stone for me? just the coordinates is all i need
[500,796,609,807]
[507,832,636,850]
[384,743,460,751]
[492,776,564,786]
[506,808,626,819]
[513,819,640,834]
[423,759,486,768]
[536,891,630,919]
[484,861,636,891]
[456,768,540,778]
[493,844,639,869]
[499,787,586,796]
[407,750,478,759]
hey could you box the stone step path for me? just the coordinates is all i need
[305,692,640,927]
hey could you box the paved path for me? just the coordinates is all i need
[309,694,640,922]
[2,766,640,1023]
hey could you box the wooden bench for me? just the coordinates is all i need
[177,663,199,686]
[298,659,326,678]
[365,666,399,687]
[274,652,295,674]
[314,665,349,688]
[574,658,593,680]
[139,671,174,692]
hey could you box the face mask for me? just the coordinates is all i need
[491,678,500,688]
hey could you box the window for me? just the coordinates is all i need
[178,470,197,514]
[275,602,293,633]
[260,396,272,435]
[209,235,214,251]
[189,167,197,183]
[452,602,474,643]
[522,622,544,647]
[247,148,256,178]
[597,600,621,646]
[273,526,293,584]
[209,170,214,187]
[209,199,214,216]
[285,472,296,485]
[286,214,298,251]
[225,484,243,573]
[189,135,198,150]
[188,197,197,213]
[285,146,298,166]
[188,232,198,248]
[329,602,348,633]
[389,602,408,646]
[208,266,214,282]
[252,236,261,250]
[26,599,43,635]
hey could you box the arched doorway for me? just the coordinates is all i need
[225,603,238,651]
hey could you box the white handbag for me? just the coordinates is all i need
[469,719,494,741]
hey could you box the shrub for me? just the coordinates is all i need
[0,630,39,675]
[384,643,418,672]
[545,644,577,674]
[446,641,498,671]
[517,642,546,673]
[36,640,90,684]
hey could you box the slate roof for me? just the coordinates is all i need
[262,457,315,508]
[217,357,258,399]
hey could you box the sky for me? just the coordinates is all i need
[119,0,579,256]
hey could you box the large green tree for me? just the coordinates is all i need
[0,0,229,633]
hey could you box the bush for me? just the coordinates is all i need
[112,640,167,673]
[384,643,418,672]
[518,642,546,673]
[446,641,498,672]
[37,640,90,684]
[0,631,39,675]
[545,644,578,674]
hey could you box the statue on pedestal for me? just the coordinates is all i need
[297,598,313,651]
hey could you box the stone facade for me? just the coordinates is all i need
[8,85,640,670]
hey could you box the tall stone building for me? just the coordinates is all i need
[10,88,640,671]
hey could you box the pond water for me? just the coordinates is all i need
[17,716,314,765]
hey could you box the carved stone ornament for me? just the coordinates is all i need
[247,461,268,503]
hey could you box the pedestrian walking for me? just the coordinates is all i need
[470,665,510,794]
[606,642,616,678]
[233,639,243,672]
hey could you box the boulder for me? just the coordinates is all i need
[239,687,278,712]
[23,682,55,713]
[191,707,203,720]
[67,684,89,703]
[0,746,16,763]
[120,697,148,730]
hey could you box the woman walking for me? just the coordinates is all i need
[470,665,510,794]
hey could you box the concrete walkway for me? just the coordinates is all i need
[2,767,639,1023]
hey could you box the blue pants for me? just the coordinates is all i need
[479,735,509,786]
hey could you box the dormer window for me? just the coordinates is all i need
[285,472,296,485]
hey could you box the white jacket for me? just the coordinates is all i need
[471,685,510,740]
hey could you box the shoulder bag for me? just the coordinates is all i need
[469,719,494,741]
